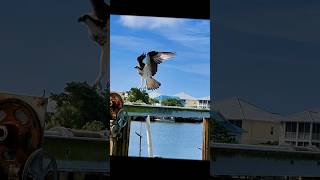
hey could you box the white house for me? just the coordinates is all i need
[197,96,210,109]
[280,108,320,148]
[174,92,210,109]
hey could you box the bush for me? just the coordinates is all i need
[82,120,105,131]
[48,81,108,130]
[50,105,82,129]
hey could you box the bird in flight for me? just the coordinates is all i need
[78,0,110,91]
[134,51,176,90]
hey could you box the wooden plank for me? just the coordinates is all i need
[43,136,108,161]
[54,160,109,173]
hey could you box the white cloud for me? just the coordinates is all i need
[163,21,209,51]
[162,63,210,76]
[119,15,183,29]
[163,32,209,51]
[118,16,210,52]
[113,16,210,77]
[111,35,165,52]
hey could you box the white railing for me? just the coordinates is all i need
[297,133,310,140]
[312,133,320,140]
[285,132,311,140]
[284,132,296,139]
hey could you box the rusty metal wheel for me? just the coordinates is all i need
[0,98,42,179]
[21,148,58,180]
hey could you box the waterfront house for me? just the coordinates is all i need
[174,92,210,109]
[214,97,285,145]
[174,92,198,108]
[197,96,210,109]
[149,92,210,109]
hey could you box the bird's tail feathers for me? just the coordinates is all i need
[146,78,161,90]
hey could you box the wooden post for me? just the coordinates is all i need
[202,118,210,160]
[105,11,110,90]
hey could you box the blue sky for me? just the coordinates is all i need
[110,15,210,98]
[3,0,319,115]
[214,0,320,114]
[0,1,100,96]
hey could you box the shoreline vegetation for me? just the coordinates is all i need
[46,81,108,131]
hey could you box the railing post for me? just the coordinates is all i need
[202,118,210,160]
[296,122,299,146]
[309,123,313,145]
[145,115,153,157]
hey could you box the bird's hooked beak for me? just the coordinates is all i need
[78,16,84,23]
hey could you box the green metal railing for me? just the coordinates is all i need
[124,104,210,118]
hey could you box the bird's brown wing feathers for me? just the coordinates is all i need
[149,51,175,76]
[150,59,158,76]
[137,53,146,69]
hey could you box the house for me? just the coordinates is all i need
[197,96,210,109]
[149,92,210,109]
[280,108,320,148]
[214,97,285,145]
[174,92,197,108]
[174,92,210,109]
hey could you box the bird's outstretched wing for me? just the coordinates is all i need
[151,51,176,64]
[90,0,110,24]
[149,51,175,76]
[137,53,146,69]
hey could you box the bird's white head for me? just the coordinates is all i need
[78,14,90,23]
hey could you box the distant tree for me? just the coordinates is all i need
[127,88,150,104]
[161,98,183,107]
[49,81,108,130]
[49,105,82,129]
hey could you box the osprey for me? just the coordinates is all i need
[134,51,176,90]
[78,0,110,91]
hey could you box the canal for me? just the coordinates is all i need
[128,120,203,160]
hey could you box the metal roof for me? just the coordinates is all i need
[286,108,320,122]
[174,92,197,100]
[213,97,286,123]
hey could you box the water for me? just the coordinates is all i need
[129,120,203,160]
